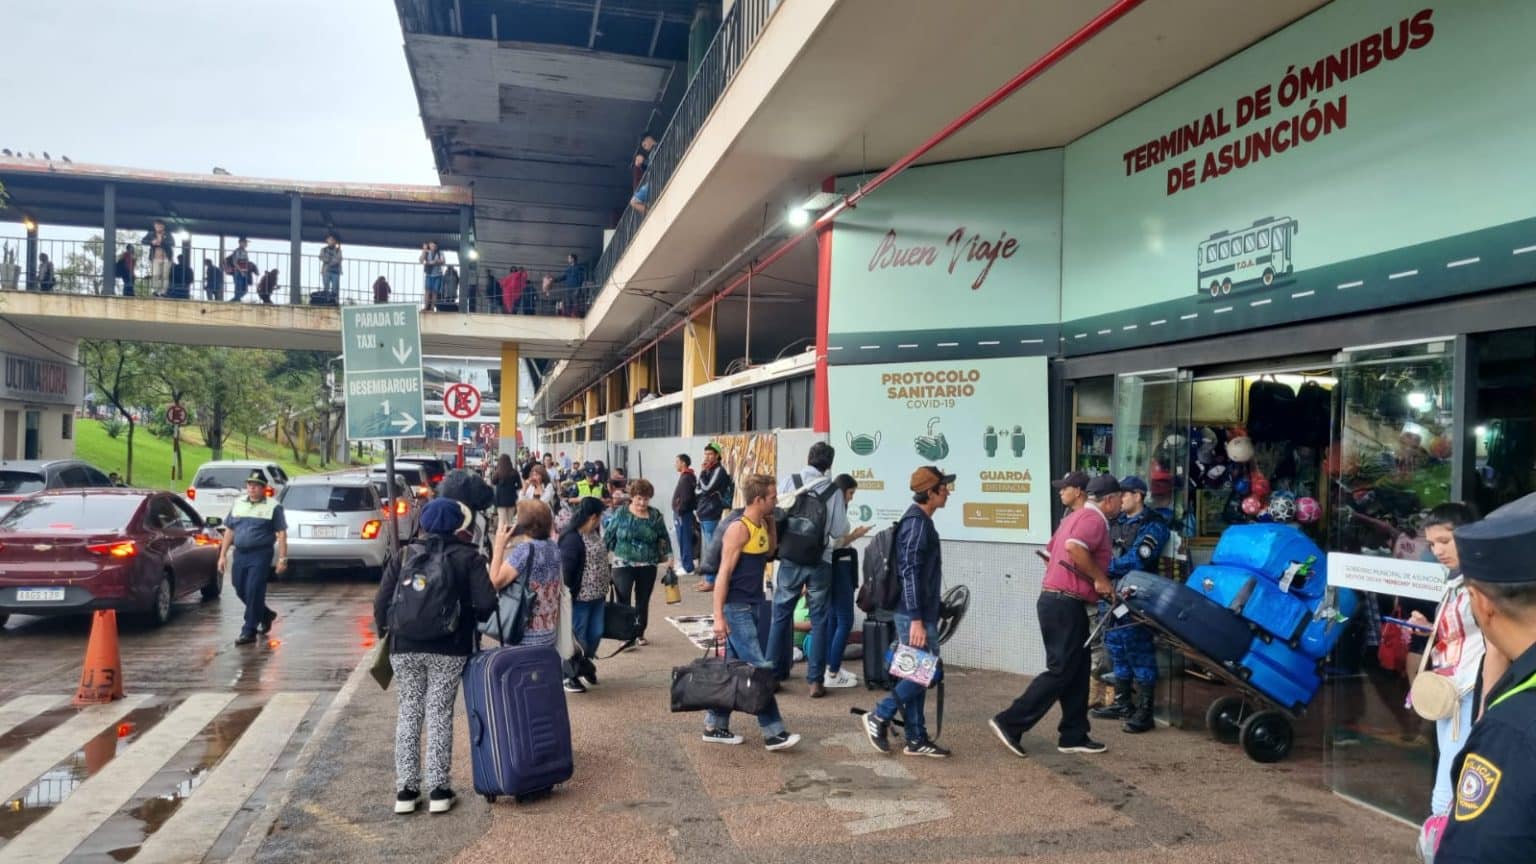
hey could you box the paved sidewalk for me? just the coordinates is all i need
[255,593,1417,864]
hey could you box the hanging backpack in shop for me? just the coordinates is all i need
[1247,376,1297,442]
[1294,380,1333,447]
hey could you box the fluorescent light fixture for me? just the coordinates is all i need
[786,207,810,228]
[1406,391,1431,411]
[21,216,36,232]
[799,191,841,211]
[173,230,190,244]
[467,249,480,261]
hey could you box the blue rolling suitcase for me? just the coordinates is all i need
[1189,564,1261,612]
[1239,637,1321,713]
[1294,586,1361,659]
[1120,570,1252,666]
[1210,525,1327,598]
[462,644,573,803]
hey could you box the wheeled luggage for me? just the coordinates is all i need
[862,614,895,690]
[1209,524,1327,597]
[1239,637,1321,713]
[1119,570,1252,666]
[462,644,573,803]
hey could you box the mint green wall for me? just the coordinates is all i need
[1061,0,1536,320]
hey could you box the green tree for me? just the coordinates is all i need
[81,340,148,484]
[187,347,270,461]
[141,344,204,481]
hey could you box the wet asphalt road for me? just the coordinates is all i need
[0,572,378,863]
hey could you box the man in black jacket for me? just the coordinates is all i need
[673,454,698,577]
[694,443,732,591]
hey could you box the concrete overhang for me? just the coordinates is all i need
[0,157,471,249]
[0,293,584,359]
[538,0,1332,412]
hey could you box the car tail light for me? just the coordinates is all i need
[430,473,444,485]
[192,533,219,546]
[265,486,275,498]
[88,540,139,558]
[394,499,409,516]
[361,520,382,540]
[417,486,431,499]
[185,487,196,500]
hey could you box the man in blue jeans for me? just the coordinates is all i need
[860,465,953,758]
[705,473,800,752]
[671,453,697,576]
[693,443,731,591]
[767,442,852,696]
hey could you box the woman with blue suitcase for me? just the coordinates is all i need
[374,498,498,815]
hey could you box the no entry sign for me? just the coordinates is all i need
[444,383,482,419]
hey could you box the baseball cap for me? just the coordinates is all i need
[1051,471,1089,490]
[1119,476,1149,495]
[704,442,722,456]
[909,466,956,493]
[1086,474,1122,497]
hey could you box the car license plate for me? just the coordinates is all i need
[307,526,341,539]
[17,588,65,602]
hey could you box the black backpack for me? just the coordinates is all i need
[855,521,903,614]
[387,539,460,640]
[775,474,836,565]
[696,509,745,577]
[1247,377,1297,442]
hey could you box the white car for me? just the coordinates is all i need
[346,472,421,542]
[185,461,290,521]
[278,476,396,577]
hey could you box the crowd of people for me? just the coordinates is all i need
[355,437,1536,860]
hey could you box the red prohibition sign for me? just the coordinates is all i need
[444,383,481,419]
[165,404,188,426]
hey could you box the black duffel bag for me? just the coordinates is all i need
[670,643,775,715]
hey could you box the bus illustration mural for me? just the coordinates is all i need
[1197,217,1299,297]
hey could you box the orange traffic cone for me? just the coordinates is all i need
[73,610,125,705]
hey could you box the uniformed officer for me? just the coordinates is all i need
[1091,475,1170,733]
[216,471,288,645]
[1433,491,1536,863]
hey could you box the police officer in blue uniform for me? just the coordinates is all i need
[1433,491,1536,863]
[216,471,288,645]
[1091,476,1170,733]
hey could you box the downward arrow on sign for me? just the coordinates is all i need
[391,412,418,432]
[392,339,413,365]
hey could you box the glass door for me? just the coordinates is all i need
[1112,370,1192,724]
[1326,337,1457,821]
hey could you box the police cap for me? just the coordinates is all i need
[245,471,266,485]
[1455,491,1536,584]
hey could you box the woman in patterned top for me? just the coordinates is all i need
[558,497,611,693]
[491,499,562,649]
[603,478,673,646]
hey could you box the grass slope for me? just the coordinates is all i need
[74,420,333,491]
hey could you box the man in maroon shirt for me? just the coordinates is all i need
[990,473,1122,757]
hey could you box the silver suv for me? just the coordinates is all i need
[278,476,395,577]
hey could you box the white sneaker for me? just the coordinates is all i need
[824,669,859,689]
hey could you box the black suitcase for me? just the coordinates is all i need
[862,615,895,690]
[1119,570,1251,665]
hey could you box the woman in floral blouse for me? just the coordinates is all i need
[558,497,611,692]
[492,499,562,649]
[603,478,672,646]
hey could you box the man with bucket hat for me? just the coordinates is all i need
[216,470,287,645]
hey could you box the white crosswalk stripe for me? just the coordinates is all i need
[0,692,236,864]
[0,694,64,739]
[0,691,319,864]
[133,691,318,864]
[0,695,150,804]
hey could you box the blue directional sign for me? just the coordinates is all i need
[341,304,424,440]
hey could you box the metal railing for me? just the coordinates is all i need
[590,0,779,293]
[0,236,592,316]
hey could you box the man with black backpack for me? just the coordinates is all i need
[859,465,954,758]
[693,443,733,592]
[765,442,850,696]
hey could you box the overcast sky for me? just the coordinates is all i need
[0,0,436,185]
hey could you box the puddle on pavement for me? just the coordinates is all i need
[83,702,264,862]
[0,700,173,842]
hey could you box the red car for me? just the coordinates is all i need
[0,489,222,630]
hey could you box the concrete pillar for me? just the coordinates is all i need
[289,193,303,305]
[625,356,652,438]
[499,342,519,455]
[24,219,37,290]
[681,312,715,436]
[605,374,624,416]
[102,184,116,293]
[459,205,476,310]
